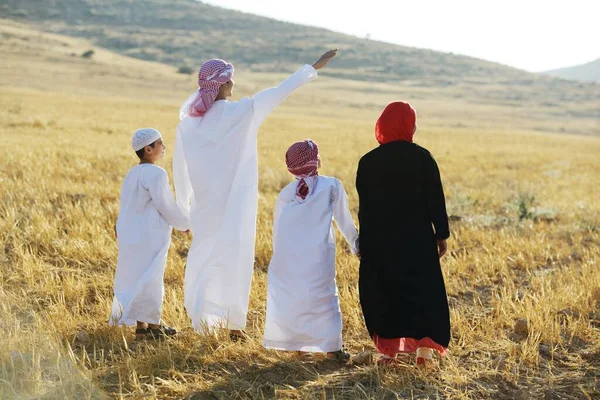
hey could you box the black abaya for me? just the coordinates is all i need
[356,140,450,348]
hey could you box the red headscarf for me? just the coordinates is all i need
[285,140,320,200]
[375,101,417,144]
[189,59,234,117]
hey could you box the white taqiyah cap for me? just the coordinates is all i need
[131,128,162,151]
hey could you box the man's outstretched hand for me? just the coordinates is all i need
[312,49,338,70]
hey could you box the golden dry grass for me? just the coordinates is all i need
[1,20,599,400]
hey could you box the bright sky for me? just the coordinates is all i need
[202,0,598,72]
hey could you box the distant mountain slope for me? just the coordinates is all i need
[0,0,555,84]
[1,18,599,137]
[1,0,598,132]
[544,58,600,83]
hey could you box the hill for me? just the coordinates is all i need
[1,0,600,137]
[0,0,523,81]
[544,58,600,83]
[1,17,599,137]
[0,0,597,89]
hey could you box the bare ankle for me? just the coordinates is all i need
[136,321,148,329]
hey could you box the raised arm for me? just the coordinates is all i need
[173,127,193,219]
[332,180,359,255]
[252,49,337,124]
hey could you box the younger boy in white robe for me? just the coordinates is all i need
[263,139,359,361]
[110,128,191,339]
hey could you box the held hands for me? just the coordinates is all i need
[312,49,338,70]
[437,239,448,258]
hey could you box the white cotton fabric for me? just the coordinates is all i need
[263,176,359,352]
[131,128,162,151]
[110,164,191,326]
[173,65,318,332]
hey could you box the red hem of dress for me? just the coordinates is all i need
[373,335,448,357]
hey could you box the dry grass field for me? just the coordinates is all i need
[1,20,599,399]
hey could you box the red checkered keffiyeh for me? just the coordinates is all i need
[285,140,320,200]
[189,59,234,117]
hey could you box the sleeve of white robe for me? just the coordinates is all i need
[332,180,359,254]
[252,64,318,125]
[271,195,285,254]
[148,169,192,232]
[172,127,193,220]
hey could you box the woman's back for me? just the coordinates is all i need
[357,141,447,249]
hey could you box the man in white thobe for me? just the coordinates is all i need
[173,50,338,336]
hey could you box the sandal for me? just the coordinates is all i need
[147,325,177,340]
[327,349,351,363]
[135,328,149,340]
[416,356,431,365]
[416,347,434,367]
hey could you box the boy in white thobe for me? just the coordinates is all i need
[263,140,359,361]
[110,128,191,339]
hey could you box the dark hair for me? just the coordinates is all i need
[135,141,156,160]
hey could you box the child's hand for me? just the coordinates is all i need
[437,239,447,258]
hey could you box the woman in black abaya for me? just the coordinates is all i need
[356,101,451,366]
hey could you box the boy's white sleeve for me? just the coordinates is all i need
[173,127,193,219]
[332,180,359,254]
[148,170,192,232]
[272,195,285,254]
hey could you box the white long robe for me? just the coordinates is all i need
[110,164,191,326]
[173,65,318,332]
[263,176,359,352]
